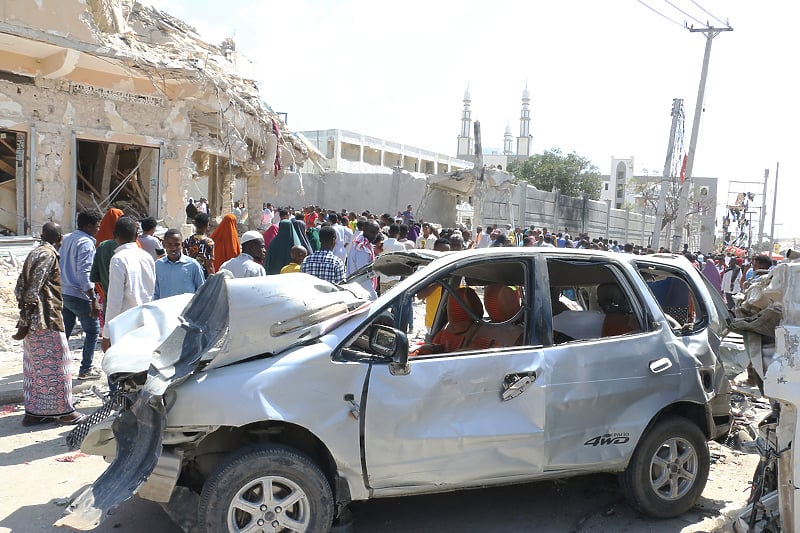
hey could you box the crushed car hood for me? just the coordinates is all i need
[103,270,368,376]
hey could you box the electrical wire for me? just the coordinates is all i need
[690,0,729,27]
[662,0,706,27]
[635,0,685,28]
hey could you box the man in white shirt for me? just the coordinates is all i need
[346,220,380,299]
[416,223,437,249]
[474,226,491,249]
[102,217,156,351]
[220,231,267,278]
[721,256,744,310]
[330,213,349,262]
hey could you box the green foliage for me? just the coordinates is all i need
[507,148,602,200]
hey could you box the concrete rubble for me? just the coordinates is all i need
[0,0,322,235]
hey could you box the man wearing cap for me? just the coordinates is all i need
[220,231,266,278]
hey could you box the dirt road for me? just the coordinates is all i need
[0,389,760,532]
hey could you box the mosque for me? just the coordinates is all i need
[455,85,534,169]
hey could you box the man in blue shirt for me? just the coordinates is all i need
[60,208,103,379]
[154,229,205,299]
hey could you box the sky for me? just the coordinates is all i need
[149,0,800,241]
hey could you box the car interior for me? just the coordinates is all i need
[343,257,710,360]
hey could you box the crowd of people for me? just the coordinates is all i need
[13,200,780,427]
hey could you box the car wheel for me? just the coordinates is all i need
[621,415,709,518]
[198,444,334,533]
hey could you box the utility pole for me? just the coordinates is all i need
[472,121,486,227]
[758,169,769,250]
[652,98,683,250]
[770,162,780,251]
[672,24,732,253]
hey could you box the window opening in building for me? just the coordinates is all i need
[75,140,159,219]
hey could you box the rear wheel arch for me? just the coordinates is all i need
[645,401,710,440]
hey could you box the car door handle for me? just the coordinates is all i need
[649,357,673,374]
[502,372,536,401]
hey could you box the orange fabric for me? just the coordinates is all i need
[484,285,521,322]
[210,214,241,272]
[601,316,638,337]
[95,208,124,245]
[431,328,471,353]
[446,287,483,323]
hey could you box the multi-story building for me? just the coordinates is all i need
[298,129,473,177]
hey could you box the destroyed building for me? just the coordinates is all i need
[0,0,317,235]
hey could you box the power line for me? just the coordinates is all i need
[634,0,685,28]
[690,0,729,27]
[663,0,705,27]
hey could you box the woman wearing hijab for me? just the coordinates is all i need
[702,258,723,296]
[95,208,124,246]
[264,219,296,275]
[407,222,420,244]
[291,217,313,255]
[91,208,126,331]
[210,214,240,273]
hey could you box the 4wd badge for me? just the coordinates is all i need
[584,432,630,446]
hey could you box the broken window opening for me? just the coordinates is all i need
[547,259,643,343]
[0,130,26,236]
[75,139,158,221]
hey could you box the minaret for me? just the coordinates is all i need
[516,84,532,157]
[503,123,513,155]
[456,85,473,158]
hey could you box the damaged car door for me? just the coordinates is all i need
[359,257,547,492]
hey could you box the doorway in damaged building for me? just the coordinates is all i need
[0,129,27,236]
[75,139,160,221]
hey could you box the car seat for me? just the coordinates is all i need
[596,283,639,336]
[467,284,524,349]
[411,287,483,355]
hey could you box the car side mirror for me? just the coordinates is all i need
[368,325,409,375]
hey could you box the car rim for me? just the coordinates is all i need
[227,475,310,533]
[648,436,698,501]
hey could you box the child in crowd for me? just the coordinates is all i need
[280,246,308,274]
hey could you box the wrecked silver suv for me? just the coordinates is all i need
[59,248,731,532]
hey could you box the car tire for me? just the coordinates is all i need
[620,415,709,518]
[198,443,334,533]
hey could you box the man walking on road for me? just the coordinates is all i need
[102,217,156,352]
[15,222,85,426]
[60,208,103,380]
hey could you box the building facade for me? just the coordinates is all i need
[0,0,309,235]
[298,129,473,177]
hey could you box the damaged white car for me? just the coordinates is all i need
[58,248,732,532]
